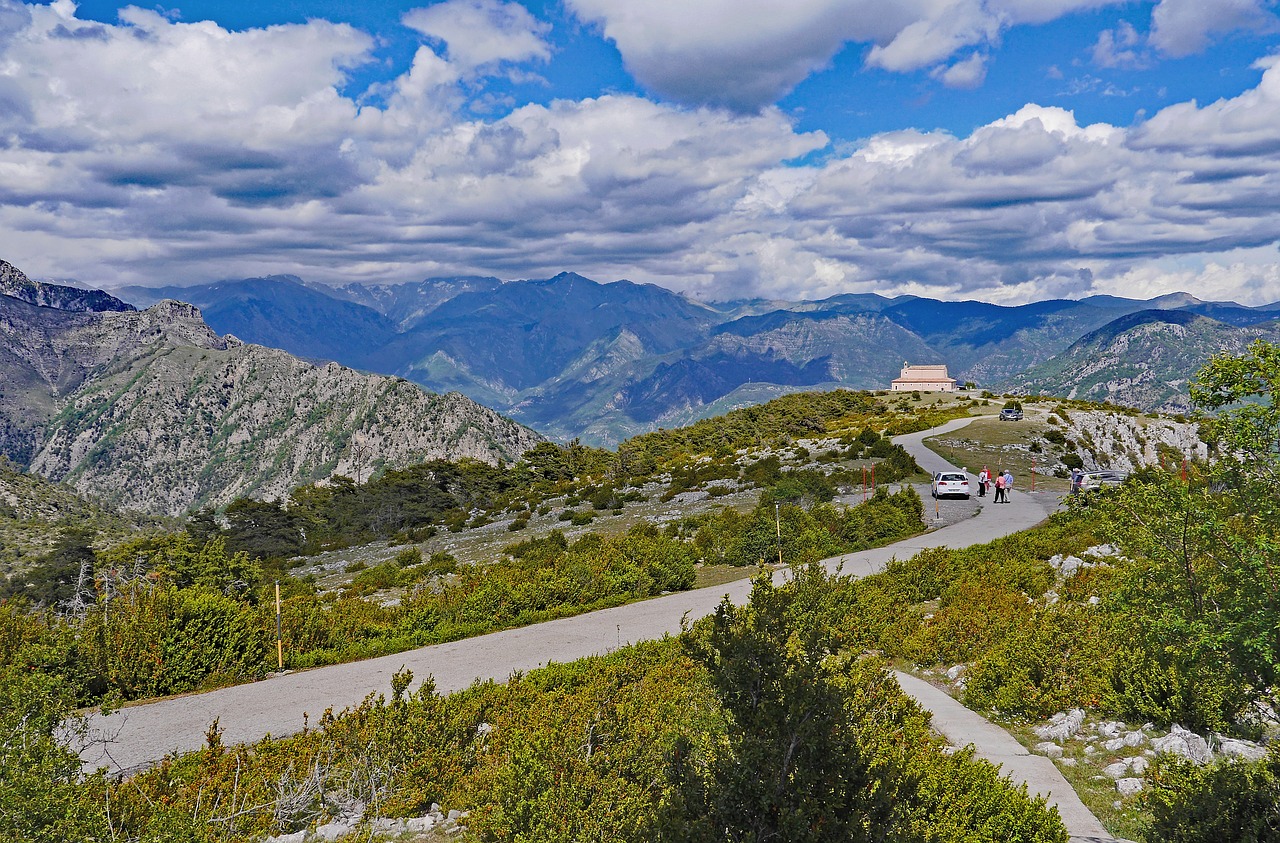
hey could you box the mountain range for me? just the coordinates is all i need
[113,272,1280,444]
[1,260,542,516]
[1005,308,1280,413]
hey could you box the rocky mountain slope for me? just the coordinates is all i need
[1001,310,1280,412]
[1,267,542,515]
[109,270,1280,444]
[1,259,135,313]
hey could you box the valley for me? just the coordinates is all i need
[109,269,1280,446]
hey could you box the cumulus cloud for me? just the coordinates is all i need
[564,0,1133,110]
[932,52,990,88]
[1150,0,1277,57]
[1091,20,1148,69]
[402,0,551,73]
[2,0,1280,307]
[562,0,883,111]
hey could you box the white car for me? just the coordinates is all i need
[931,471,971,498]
[1078,470,1127,492]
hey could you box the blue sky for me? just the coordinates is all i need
[3,0,1280,304]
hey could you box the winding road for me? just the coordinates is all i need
[82,417,1124,842]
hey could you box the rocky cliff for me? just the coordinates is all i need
[0,260,135,313]
[1002,310,1280,412]
[0,273,542,515]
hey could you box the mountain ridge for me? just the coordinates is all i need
[106,270,1279,442]
[1001,309,1280,412]
[1,268,543,515]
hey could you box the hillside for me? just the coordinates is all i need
[1,269,543,515]
[0,456,161,576]
[1001,310,1280,412]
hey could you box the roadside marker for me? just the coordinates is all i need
[275,581,283,671]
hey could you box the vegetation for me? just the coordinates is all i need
[0,525,700,705]
[13,568,1066,843]
[13,353,1280,840]
[663,567,1067,843]
[0,456,163,583]
[1143,746,1280,842]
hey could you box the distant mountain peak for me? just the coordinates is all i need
[0,259,135,313]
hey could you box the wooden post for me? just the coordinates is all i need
[862,465,867,502]
[275,580,283,671]
[775,503,783,566]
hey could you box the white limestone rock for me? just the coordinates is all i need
[1217,737,1268,762]
[1153,725,1214,765]
[1117,777,1145,797]
[264,833,306,843]
[1035,741,1064,759]
[1035,709,1086,743]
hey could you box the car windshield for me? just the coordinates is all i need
[940,474,966,482]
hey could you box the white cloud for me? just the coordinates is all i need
[1091,20,1148,69]
[402,0,551,73]
[931,52,990,89]
[1089,249,1280,303]
[865,1,1001,73]
[564,0,1133,109]
[563,0,887,111]
[1150,0,1277,57]
[2,1,1280,307]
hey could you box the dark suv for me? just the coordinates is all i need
[999,408,1023,421]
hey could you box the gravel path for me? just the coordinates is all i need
[81,416,1123,842]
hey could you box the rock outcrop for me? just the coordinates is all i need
[1,263,543,515]
[0,260,135,313]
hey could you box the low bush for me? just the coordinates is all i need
[1142,747,1280,843]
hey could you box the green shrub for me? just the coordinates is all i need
[348,562,405,596]
[1142,747,1280,843]
[962,603,1110,718]
[393,547,423,567]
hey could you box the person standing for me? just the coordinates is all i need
[1070,467,1082,494]
[1002,469,1014,501]
[993,470,1006,503]
[977,467,989,497]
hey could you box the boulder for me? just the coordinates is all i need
[1034,709,1086,743]
[264,833,306,843]
[1034,741,1063,759]
[1153,725,1213,764]
[1217,737,1268,762]
[1116,777,1144,797]
[315,819,355,841]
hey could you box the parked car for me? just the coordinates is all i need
[1078,470,1127,492]
[931,471,971,498]
[998,407,1023,421]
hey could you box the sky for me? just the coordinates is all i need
[2,0,1280,304]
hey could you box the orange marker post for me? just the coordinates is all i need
[275,581,283,671]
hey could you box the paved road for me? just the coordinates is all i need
[82,417,1120,841]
